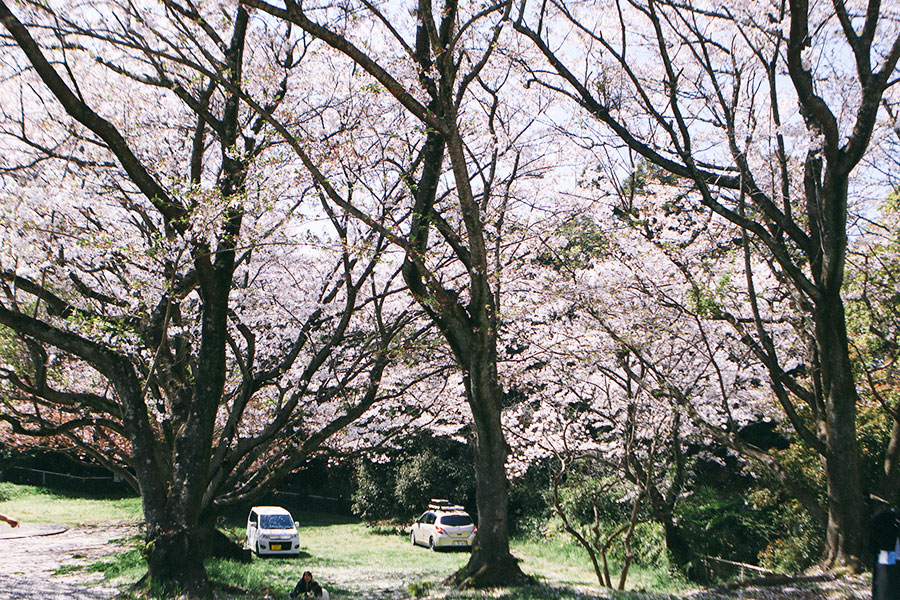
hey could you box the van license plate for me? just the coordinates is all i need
[270,544,283,551]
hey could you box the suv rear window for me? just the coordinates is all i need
[439,514,472,526]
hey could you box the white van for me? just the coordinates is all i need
[246,506,300,556]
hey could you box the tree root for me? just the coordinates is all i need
[445,556,536,589]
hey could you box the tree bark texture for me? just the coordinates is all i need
[459,351,526,586]
[815,296,865,569]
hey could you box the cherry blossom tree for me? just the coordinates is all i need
[501,192,786,575]
[0,2,430,595]
[235,0,555,585]
[507,343,687,589]
[513,0,900,569]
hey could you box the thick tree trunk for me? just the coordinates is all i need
[661,517,697,578]
[816,297,864,570]
[451,351,529,587]
[144,519,212,598]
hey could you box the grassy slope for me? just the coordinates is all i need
[0,482,142,525]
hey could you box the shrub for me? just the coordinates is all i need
[351,460,396,523]
[350,431,475,523]
[752,491,823,573]
[508,457,553,537]
[674,485,776,567]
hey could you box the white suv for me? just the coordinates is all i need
[410,500,477,550]
[246,506,300,556]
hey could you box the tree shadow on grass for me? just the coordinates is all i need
[341,581,659,600]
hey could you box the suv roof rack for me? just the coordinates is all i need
[428,498,465,511]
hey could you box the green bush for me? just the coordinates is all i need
[0,482,12,502]
[555,474,633,527]
[351,460,396,523]
[549,466,669,571]
[674,485,774,566]
[752,491,823,573]
[0,482,47,502]
[628,521,668,567]
[757,404,892,573]
[350,431,475,523]
[394,443,474,517]
[508,457,553,537]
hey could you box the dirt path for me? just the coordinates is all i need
[0,522,138,600]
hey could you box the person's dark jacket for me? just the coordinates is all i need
[290,579,313,598]
[871,509,900,600]
[871,509,900,555]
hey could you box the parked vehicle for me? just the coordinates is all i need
[246,506,301,556]
[410,499,476,550]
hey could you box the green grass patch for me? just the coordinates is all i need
[2,484,685,599]
[205,514,473,599]
[512,535,688,594]
[0,482,142,526]
[86,548,147,581]
[54,563,86,576]
[513,536,599,588]
[195,514,682,599]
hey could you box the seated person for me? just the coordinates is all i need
[290,571,329,600]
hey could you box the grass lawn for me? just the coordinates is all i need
[0,483,685,599]
[0,481,142,525]
[214,517,476,599]
[204,517,680,600]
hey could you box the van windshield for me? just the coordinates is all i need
[260,514,294,529]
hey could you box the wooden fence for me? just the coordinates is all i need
[701,555,777,583]
[3,466,124,492]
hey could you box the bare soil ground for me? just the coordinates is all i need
[0,522,136,600]
[684,572,870,600]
